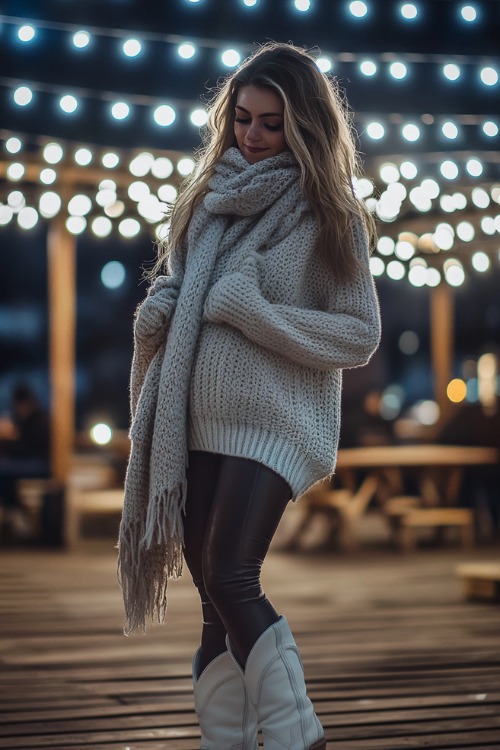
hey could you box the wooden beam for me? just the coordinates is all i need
[430,282,454,425]
[47,215,76,482]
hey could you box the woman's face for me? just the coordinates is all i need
[234,84,287,164]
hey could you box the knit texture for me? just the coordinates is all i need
[118,147,381,634]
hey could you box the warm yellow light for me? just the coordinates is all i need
[447,378,467,403]
[478,353,497,410]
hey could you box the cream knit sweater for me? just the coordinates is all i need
[119,147,380,633]
[189,205,381,497]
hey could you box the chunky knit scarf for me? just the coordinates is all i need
[118,148,303,634]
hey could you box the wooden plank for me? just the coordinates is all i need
[1,544,500,749]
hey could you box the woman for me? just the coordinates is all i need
[119,42,381,750]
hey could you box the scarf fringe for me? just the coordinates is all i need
[118,483,186,636]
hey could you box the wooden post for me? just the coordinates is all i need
[47,215,76,483]
[430,282,453,425]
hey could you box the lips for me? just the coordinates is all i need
[245,145,267,153]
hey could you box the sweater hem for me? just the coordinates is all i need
[188,417,333,500]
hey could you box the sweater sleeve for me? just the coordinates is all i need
[203,218,381,372]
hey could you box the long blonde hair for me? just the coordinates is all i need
[155,42,375,282]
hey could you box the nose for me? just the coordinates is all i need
[245,123,260,143]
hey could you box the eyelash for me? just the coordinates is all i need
[234,117,283,132]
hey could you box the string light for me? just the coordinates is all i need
[177,157,195,176]
[480,67,499,86]
[472,251,490,272]
[6,163,25,181]
[152,158,174,179]
[482,121,498,137]
[18,206,39,229]
[316,57,332,73]
[43,142,64,164]
[366,122,384,139]
[72,31,90,49]
[119,217,141,238]
[221,49,241,67]
[442,121,459,139]
[380,163,400,184]
[443,63,461,81]
[456,221,475,242]
[401,123,420,141]
[129,152,154,176]
[8,190,25,210]
[39,192,62,218]
[68,194,92,216]
[128,181,150,202]
[178,43,196,59]
[74,148,93,166]
[190,108,209,127]
[389,62,408,80]
[0,206,14,225]
[440,160,459,179]
[39,168,57,184]
[369,257,385,276]
[400,161,418,179]
[360,60,377,76]
[102,152,120,168]
[13,86,33,106]
[122,39,142,58]
[92,217,113,238]
[18,25,35,42]
[59,95,78,113]
[158,184,178,203]
[400,4,418,20]
[294,0,311,11]
[460,4,477,22]
[110,102,130,120]
[387,260,406,280]
[349,2,368,18]
[66,216,86,234]
[466,157,483,176]
[153,105,176,127]
[5,137,22,153]
[471,188,489,209]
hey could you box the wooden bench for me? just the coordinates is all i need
[385,496,474,552]
[17,456,123,547]
[16,478,65,546]
[456,563,500,602]
[295,474,379,551]
[65,488,124,547]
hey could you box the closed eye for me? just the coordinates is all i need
[234,117,283,132]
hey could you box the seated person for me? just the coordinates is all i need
[0,385,51,538]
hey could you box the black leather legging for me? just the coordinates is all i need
[183,450,292,670]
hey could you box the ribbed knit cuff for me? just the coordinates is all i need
[187,417,329,500]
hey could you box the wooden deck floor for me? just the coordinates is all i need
[1,539,500,749]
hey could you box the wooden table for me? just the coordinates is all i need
[337,443,499,503]
[297,444,499,552]
[336,444,500,469]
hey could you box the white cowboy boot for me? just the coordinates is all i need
[231,616,326,750]
[192,648,258,750]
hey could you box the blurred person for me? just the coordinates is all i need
[340,389,394,448]
[118,43,381,750]
[0,384,50,538]
[437,399,500,536]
